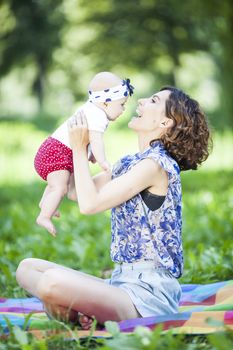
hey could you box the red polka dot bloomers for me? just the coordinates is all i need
[34,137,73,181]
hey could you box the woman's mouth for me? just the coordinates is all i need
[136,108,142,118]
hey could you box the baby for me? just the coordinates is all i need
[34,71,134,236]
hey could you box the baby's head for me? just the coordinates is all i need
[88,72,134,121]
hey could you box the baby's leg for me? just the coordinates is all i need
[67,173,77,201]
[39,186,60,217]
[39,185,50,209]
[36,170,70,235]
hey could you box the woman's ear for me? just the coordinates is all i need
[160,118,173,128]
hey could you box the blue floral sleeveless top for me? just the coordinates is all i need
[110,141,183,278]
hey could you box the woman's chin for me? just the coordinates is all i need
[128,117,137,129]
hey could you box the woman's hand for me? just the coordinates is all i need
[68,110,89,151]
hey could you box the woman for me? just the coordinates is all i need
[16,86,211,329]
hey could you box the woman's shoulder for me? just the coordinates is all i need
[141,142,180,177]
[112,142,180,179]
[112,153,136,177]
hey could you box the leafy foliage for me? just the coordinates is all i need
[77,0,233,127]
[0,120,233,348]
[0,0,65,107]
[1,0,233,127]
[180,170,233,283]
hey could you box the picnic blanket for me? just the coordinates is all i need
[1,280,233,338]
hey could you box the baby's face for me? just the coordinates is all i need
[106,97,128,121]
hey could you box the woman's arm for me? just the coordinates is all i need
[67,171,112,202]
[68,112,165,214]
[78,158,163,214]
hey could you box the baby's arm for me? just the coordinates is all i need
[89,130,110,171]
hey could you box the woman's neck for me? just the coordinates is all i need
[137,135,152,152]
[137,133,160,152]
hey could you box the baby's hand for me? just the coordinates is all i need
[100,160,111,172]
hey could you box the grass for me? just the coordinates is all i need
[0,120,233,349]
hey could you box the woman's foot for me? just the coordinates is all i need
[36,215,56,236]
[44,303,79,324]
[78,313,94,330]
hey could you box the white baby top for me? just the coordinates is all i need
[52,101,109,148]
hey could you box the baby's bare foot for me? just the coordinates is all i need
[36,215,56,236]
[78,313,94,330]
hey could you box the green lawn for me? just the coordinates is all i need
[0,120,233,349]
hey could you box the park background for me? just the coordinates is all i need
[0,0,233,349]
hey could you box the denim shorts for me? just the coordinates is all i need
[105,261,181,317]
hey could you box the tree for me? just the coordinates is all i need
[77,0,233,128]
[0,0,65,109]
[77,1,208,82]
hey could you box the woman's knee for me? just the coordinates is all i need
[36,269,62,302]
[16,258,36,285]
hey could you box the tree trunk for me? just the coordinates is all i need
[33,60,45,111]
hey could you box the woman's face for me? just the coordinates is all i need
[128,90,171,132]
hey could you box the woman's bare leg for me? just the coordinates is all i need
[16,258,104,296]
[16,258,105,328]
[43,302,80,323]
[36,170,70,235]
[36,269,139,325]
[16,258,139,326]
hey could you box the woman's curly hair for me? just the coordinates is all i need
[156,86,212,171]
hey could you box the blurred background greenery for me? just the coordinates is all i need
[0,0,233,297]
[1,0,233,129]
